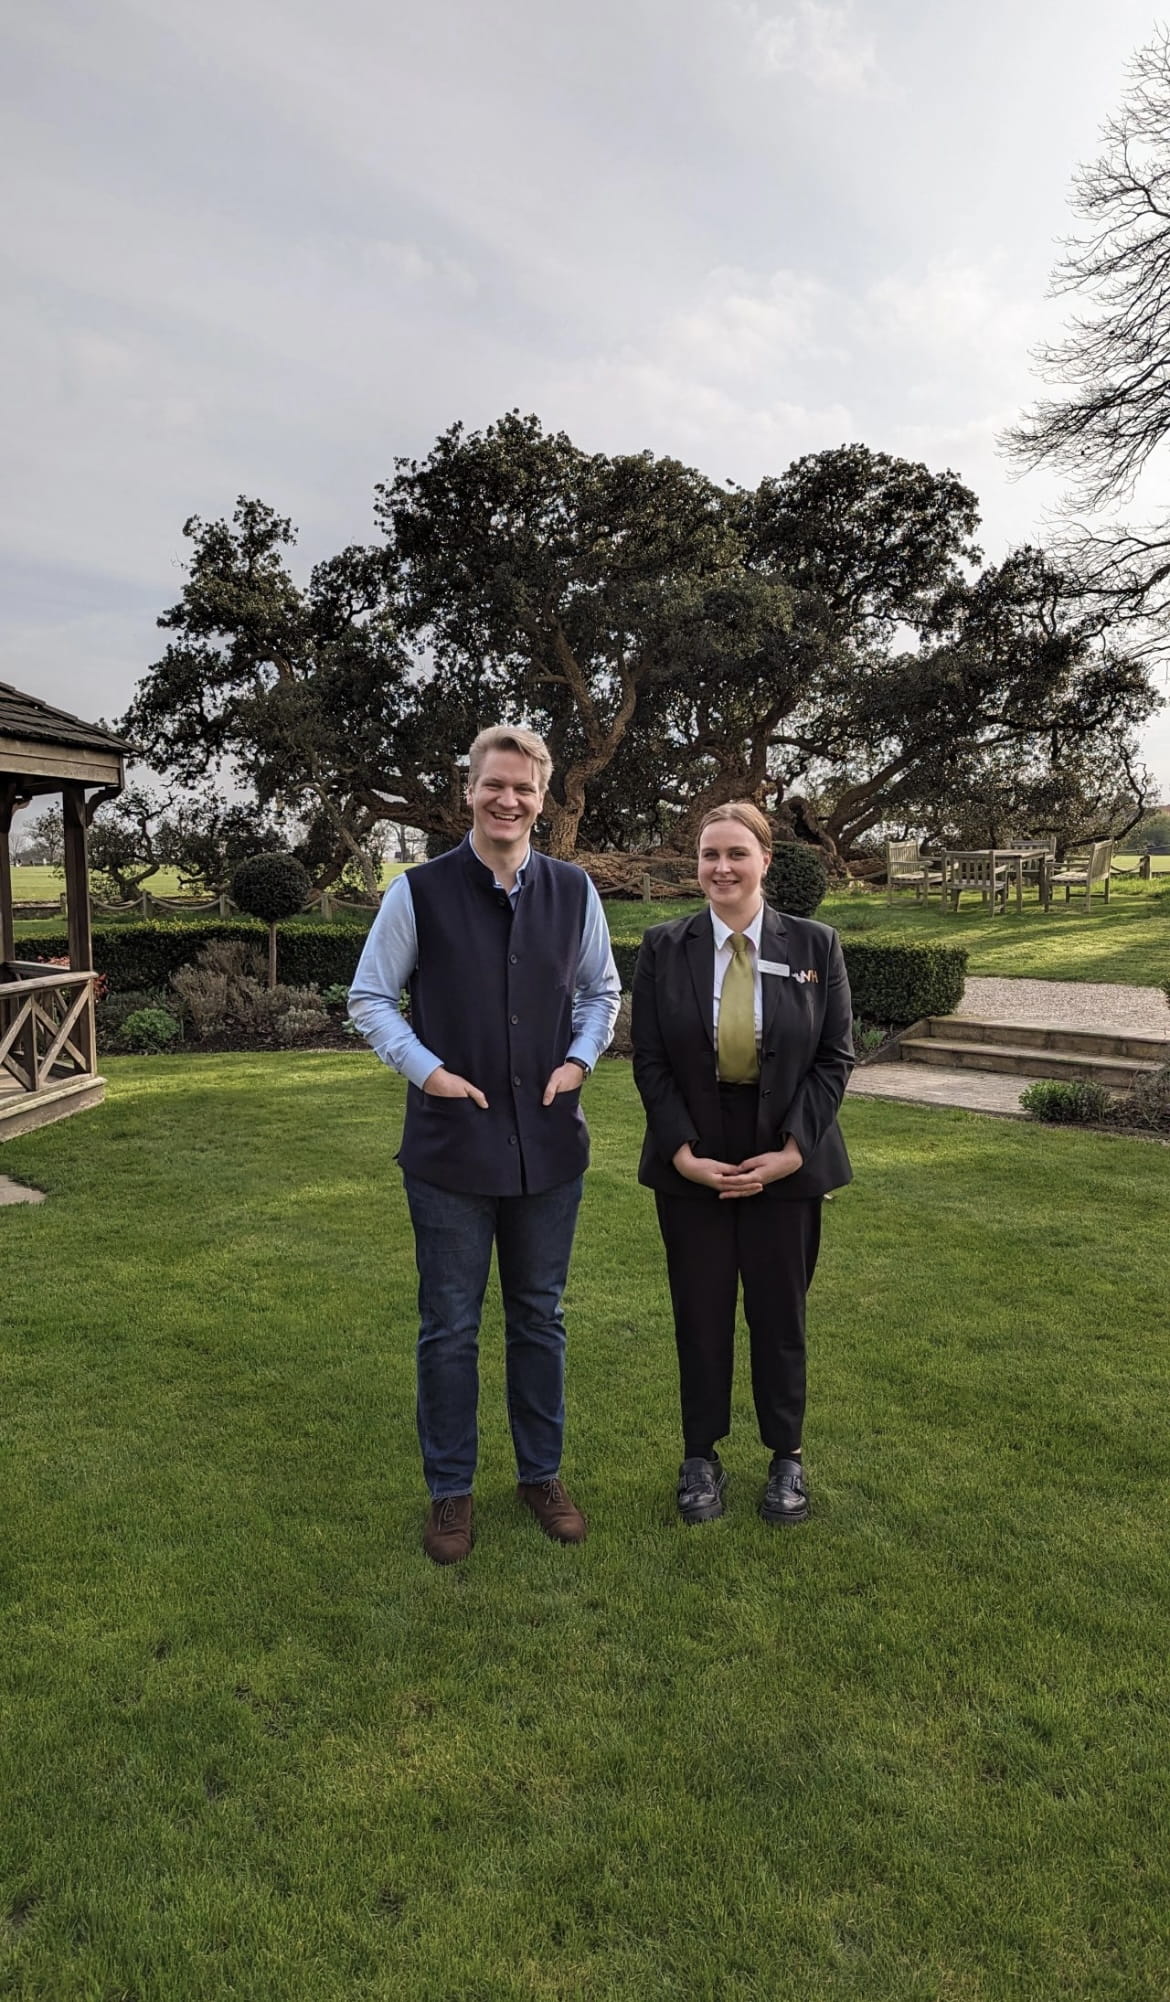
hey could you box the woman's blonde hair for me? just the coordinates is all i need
[696,800,774,854]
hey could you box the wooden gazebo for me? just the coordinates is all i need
[1,681,132,1139]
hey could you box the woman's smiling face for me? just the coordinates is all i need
[697,819,769,924]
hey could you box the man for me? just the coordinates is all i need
[348,726,621,1564]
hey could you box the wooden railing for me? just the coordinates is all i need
[0,962,97,1096]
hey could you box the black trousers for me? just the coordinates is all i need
[653,1085,822,1456]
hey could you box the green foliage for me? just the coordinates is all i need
[320,983,351,1009]
[116,1006,182,1053]
[851,1016,890,1057]
[1019,1078,1117,1124]
[20,923,368,993]
[1135,809,1170,852]
[838,938,967,1023]
[274,1005,331,1045]
[166,942,337,1045]
[231,851,312,924]
[765,841,828,916]
[608,938,642,992]
[95,986,171,1038]
[1122,1062,1170,1130]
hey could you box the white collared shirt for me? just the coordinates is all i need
[710,904,764,1043]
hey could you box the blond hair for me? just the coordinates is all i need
[467,725,553,792]
[697,800,774,854]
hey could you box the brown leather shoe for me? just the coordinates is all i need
[423,1494,474,1564]
[517,1478,587,1544]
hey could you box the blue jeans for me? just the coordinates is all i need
[403,1173,584,1498]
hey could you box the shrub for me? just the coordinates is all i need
[43,955,108,1001]
[118,1007,182,1054]
[609,939,642,992]
[1122,1062,1170,1131]
[605,993,634,1059]
[320,984,351,1009]
[170,963,232,1037]
[852,1017,890,1058]
[171,943,332,1041]
[841,940,967,1024]
[96,986,170,1038]
[1019,1078,1116,1124]
[765,843,828,917]
[19,923,369,993]
[274,1006,331,1046]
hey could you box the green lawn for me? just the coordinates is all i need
[2,1057,1169,1999]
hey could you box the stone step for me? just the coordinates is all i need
[916,1016,1169,1064]
[899,1037,1154,1089]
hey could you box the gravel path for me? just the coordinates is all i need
[957,976,1169,1038]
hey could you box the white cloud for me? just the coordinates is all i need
[668,266,840,380]
[743,1,880,95]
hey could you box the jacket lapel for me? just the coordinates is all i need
[684,913,716,1049]
[760,906,790,1050]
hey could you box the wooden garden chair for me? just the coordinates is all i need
[885,839,943,904]
[1046,838,1115,912]
[944,850,1010,914]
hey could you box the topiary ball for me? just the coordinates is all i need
[231,852,312,925]
[765,842,828,918]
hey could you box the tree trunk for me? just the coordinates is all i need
[542,797,583,859]
[773,795,850,878]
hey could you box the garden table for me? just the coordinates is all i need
[942,849,1051,914]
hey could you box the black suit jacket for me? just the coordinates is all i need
[631,904,854,1200]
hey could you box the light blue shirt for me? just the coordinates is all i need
[348,846,622,1089]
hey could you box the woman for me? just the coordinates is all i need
[631,803,853,1525]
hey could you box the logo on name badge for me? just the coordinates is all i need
[794,968,819,984]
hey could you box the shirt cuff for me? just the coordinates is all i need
[398,1043,444,1091]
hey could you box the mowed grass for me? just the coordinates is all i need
[2,1057,1170,1999]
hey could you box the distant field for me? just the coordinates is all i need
[9,862,411,903]
[1116,851,1170,872]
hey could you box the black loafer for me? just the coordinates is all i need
[760,1457,809,1525]
[677,1456,727,1524]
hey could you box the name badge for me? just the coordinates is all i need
[758,959,790,977]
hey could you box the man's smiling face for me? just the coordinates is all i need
[467,747,545,852]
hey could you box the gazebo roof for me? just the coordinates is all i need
[0,681,135,759]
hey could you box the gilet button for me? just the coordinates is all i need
[510,1013,519,1024]
[509,953,518,964]
[508,1134,518,1146]
[513,1075,521,1087]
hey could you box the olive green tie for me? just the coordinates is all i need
[718,933,759,1083]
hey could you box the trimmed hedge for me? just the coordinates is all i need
[21,915,965,1029]
[609,927,966,1026]
[18,922,370,994]
[840,939,967,1025]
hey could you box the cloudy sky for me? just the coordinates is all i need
[4,0,1170,796]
